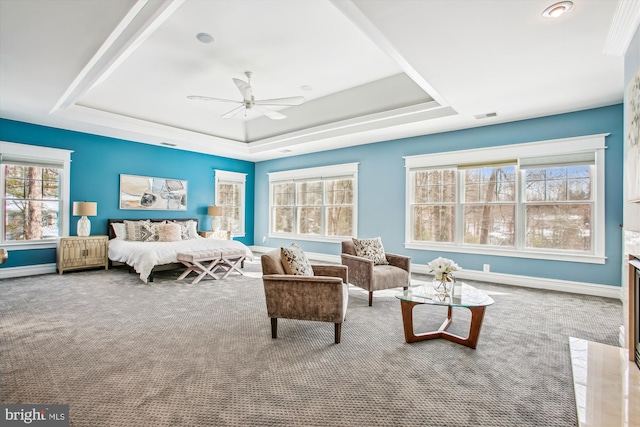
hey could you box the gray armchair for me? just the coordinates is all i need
[341,240,411,306]
[261,250,349,344]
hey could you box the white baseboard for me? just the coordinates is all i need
[249,245,622,299]
[0,263,57,279]
[411,263,622,300]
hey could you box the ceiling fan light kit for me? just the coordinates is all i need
[188,71,305,120]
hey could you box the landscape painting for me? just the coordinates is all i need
[119,174,187,210]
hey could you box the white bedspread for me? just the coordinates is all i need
[108,236,254,282]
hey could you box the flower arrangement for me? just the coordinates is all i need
[428,257,461,281]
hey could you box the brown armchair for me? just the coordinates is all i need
[341,240,411,306]
[261,250,349,344]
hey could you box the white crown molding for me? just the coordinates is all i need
[51,0,184,113]
[330,0,450,108]
[603,0,640,56]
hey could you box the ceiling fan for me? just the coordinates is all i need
[187,71,305,120]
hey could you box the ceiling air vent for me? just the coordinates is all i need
[474,112,498,120]
[160,142,177,147]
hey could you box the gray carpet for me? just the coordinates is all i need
[0,260,621,426]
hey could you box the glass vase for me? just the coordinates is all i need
[432,274,455,295]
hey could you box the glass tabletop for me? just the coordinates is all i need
[396,282,494,308]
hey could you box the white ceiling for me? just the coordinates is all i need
[0,0,635,162]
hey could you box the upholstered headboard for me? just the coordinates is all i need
[107,218,199,240]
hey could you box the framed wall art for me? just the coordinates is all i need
[119,174,187,210]
[627,67,640,203]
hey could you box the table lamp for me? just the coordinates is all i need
[73,201,97,236]
[208,205,222,231]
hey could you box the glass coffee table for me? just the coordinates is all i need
[396,283,494,349]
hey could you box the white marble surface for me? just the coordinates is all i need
[570,337,640,427]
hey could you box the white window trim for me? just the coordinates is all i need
[404,134,608,264]
[268,162,359,243]
[0,141,73,250]
[214,169,246,238]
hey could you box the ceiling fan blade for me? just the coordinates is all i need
[187,95,241,103]
[254,96,305,106]
[253,105,286,120]
[221,105,246,119]
[232,78,252,101]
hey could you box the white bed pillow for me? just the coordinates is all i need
[111,222,126,239]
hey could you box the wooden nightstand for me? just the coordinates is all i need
[57,235,109,274]
[198,230,231,240]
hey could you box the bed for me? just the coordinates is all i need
[107,218,254,283]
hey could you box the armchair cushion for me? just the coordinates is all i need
[280,243,314,276]
[352,237,389,265]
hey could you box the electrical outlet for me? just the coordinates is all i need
[262,236,267,243]
[483,264,490,272]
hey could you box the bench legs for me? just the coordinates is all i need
[177,255,246,284]
[177,258,221,284]
[214,255,246,279]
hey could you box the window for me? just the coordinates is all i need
[462,164,516,247]
[412,168,455,242]
[214,170,246,237]
[405,134,606,263]
[521,154,594,252]
[1,142,72,249]
[269,163,358,241]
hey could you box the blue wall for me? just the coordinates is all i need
[254,104,624,286]
[0,119,255,268]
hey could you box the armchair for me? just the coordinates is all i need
[261,249,349,344]
[341,239,411,306]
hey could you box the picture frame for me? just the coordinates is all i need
[626,67,640,203]
[119,174,187,210]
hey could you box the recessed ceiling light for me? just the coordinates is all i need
[542,1,573,18]
[300,85,312,91]
[196,32,214,43]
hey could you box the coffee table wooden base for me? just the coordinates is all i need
[400,300,486,349]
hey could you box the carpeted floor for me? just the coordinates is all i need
[0,260,621,426]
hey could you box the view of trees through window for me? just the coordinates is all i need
[271,178,354,237]
[4,164,60,241]
[524,166,592,251]
[217,181,241,233]
[410,163,593,253]
[463,166,515,246]
[412,169,455,242]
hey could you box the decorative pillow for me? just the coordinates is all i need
[111,222,126,239]
[172,220,198,240]
[124,220,150,241]
[352,237,389,265]
[140,221,162,242]
[157,222,182,242]
[280,243,314,276]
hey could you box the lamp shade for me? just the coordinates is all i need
[73,202,97,217]
[208,206,222,216]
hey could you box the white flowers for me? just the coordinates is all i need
[428,257,461,281]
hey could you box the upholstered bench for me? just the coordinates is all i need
[176,250,221,284]
[176,248,246,284]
